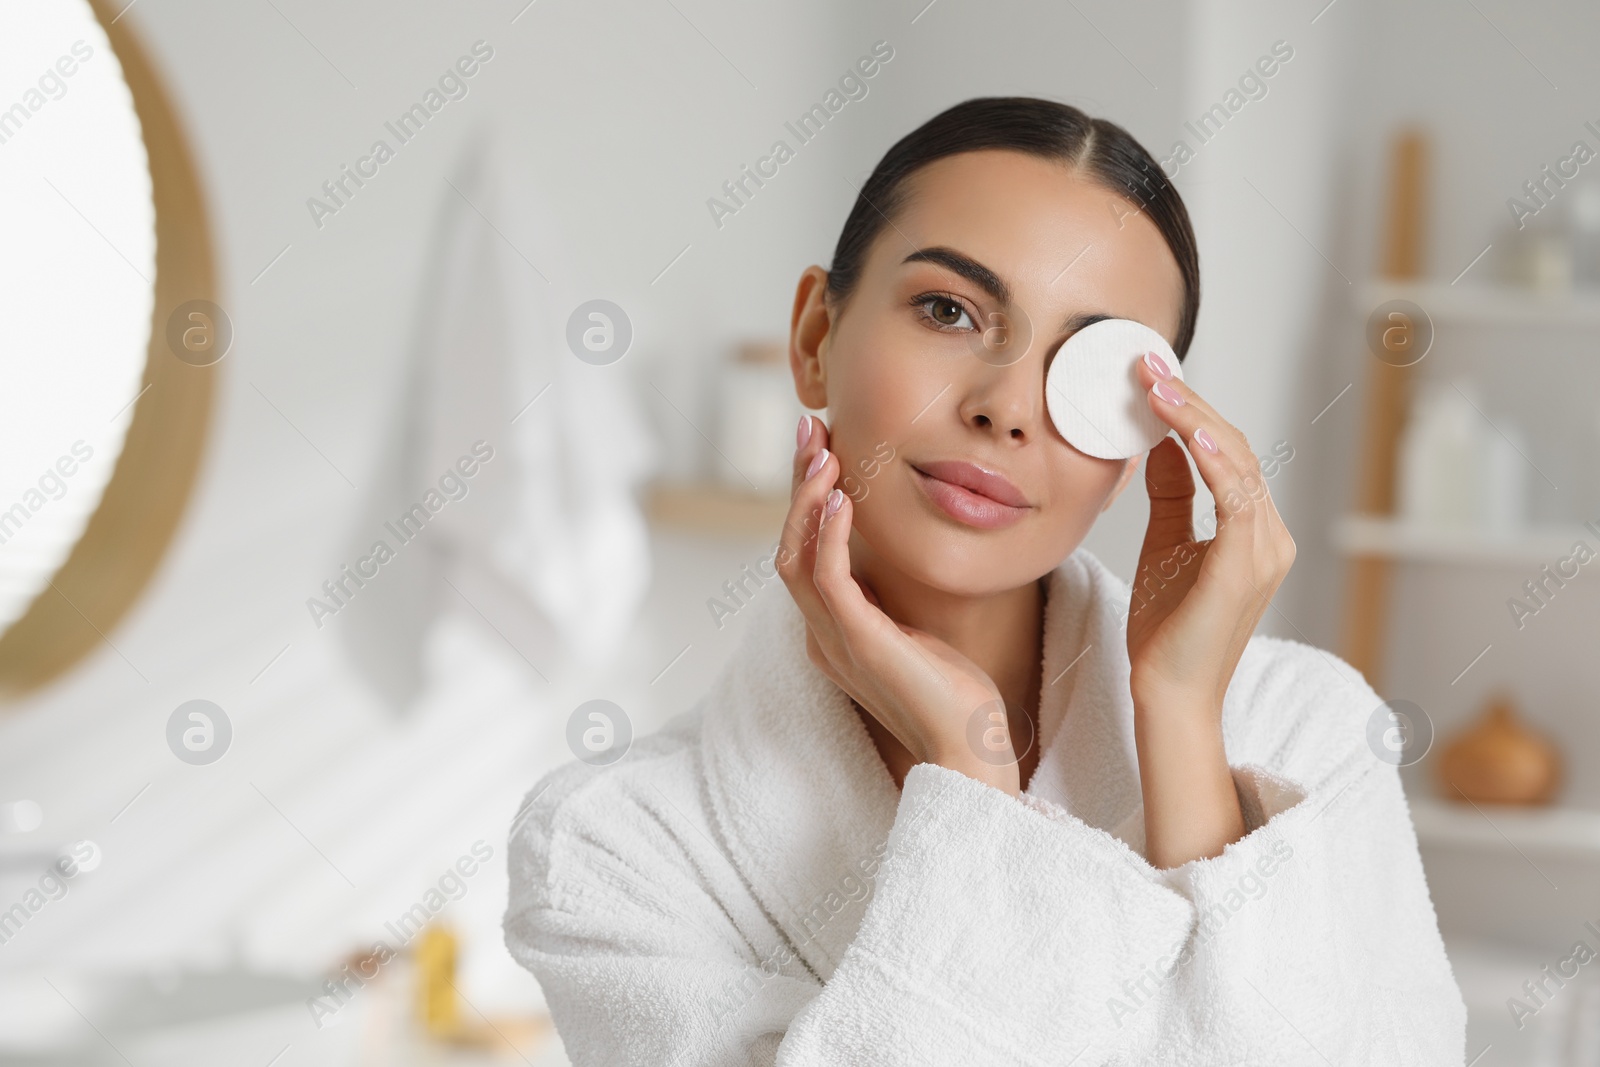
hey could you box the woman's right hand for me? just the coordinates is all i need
[776,415,1021,796]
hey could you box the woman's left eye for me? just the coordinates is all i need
[915,296,975,332]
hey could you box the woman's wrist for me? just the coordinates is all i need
[924,742,1022,798]
[1133,697,1244,868]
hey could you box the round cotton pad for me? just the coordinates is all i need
[1045,318,1183,460]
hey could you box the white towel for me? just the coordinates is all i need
[504,549,1466,1065]
[340,134,657,708]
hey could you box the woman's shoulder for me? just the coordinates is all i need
[506,708,716,902]
[502,705,773,979]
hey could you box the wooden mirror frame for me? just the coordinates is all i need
[0,0,218,696]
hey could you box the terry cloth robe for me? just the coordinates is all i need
[503,549,1467,1066]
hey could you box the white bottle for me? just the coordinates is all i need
[716,342,803,494]
[1396,381,1484,528]
[1481,422,1529,535]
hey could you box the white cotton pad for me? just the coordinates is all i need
[1045,318,1183,460]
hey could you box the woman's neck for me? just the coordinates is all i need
[847,531,1048,788]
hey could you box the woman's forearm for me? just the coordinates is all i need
[1134,699,1245,869]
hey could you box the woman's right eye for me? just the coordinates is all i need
[914,295,976,332]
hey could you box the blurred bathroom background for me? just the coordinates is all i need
[3,0,1600,1062]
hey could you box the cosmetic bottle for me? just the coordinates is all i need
[716,341,802,494]
[1397,380,1484,527]
[1481,421,1529,534]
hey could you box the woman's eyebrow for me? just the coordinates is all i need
[1061,311,1115,335]
[903,248,1119,337]
[901,247,1010,306]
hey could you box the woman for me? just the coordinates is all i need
[504,97,1466,1065]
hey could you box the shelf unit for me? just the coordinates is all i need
[1410,797,1600,856]
[1332,514,1600,569]
[1357,278,1600,327]
[1339,264,1600,688]
[1341,280,1600,860]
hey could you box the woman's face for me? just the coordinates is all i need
[791,148,1186,598]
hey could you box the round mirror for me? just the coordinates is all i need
[0,0,217,694]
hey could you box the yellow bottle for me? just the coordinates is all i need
[414,923,460,1037]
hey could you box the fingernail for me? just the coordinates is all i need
[806,448,830,479]
[1152,381,1185,406]
[796,415,812,449]
[1194,428,1218,453]
[1143,351,1172,380]
[825,488,844,515]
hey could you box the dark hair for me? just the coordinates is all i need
[826,96,1200,360]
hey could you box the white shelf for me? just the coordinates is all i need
[1410,796,1600,855]
[1359,278,1600,326]
[1332,514,1597,568]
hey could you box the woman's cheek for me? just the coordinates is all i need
[842,470,870,503]
[818,381,908,506]
[835,435,896,504]
[1040,457,1122,541]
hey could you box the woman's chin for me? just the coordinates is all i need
[850,516,1063,600]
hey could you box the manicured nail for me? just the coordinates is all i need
[1143,350,1172,380]
[1194,428,1218,453]
[825,488,844,515]
[796,415,812,449]
[1152,381,1185,406]
[806,448,830,479]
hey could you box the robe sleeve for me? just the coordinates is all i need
[1138,658,1469,1065]
[506,759,1200,1067]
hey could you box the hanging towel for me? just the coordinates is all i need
[504,548,1466,1065]
[341,132,657,709]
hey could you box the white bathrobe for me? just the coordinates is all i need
[503,549,1467,1065]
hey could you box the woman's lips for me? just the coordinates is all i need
[911,460,1031,530]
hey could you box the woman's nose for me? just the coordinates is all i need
[957,361,1044,442]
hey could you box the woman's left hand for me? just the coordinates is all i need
[1125,350,1297,867]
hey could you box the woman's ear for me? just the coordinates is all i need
[789,265,832,410]
[1101,453,1144,512]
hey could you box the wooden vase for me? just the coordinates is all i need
[1438,695,1561,805]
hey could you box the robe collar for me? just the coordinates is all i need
[698,549,1144,980]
